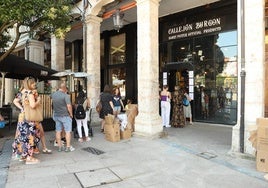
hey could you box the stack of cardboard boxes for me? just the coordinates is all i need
[104,104,138,142]
[255,118,268,172]
[104,114,120,142]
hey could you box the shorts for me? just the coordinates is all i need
[53,116,72,132]
[114,106,121,112]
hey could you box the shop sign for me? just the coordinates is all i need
[164,16,226,41]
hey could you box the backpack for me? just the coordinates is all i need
[75,102,86,119]
[182,96,190,106]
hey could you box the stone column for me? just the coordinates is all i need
[26,39,45,92]
[232,0,264,155]
[4,79,14,105]
[51,35,65,91]
[84,15,102,124]
[134,0,162,137]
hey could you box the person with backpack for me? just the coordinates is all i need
[74,91,91,142]
[183,89,193,125]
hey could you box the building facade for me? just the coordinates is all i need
[8,0,266,155]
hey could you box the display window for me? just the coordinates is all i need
[160,30,238,125]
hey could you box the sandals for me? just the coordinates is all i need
[33,148,40,154]
[42,148,52,154]
[25,157,40,165]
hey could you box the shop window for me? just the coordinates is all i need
[159,30,238,125]
[109,34,126,65]
[193,31,237,125]
[109,68,126,100]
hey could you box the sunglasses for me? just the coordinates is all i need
[25,76,37,82]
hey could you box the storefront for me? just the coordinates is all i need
[100,24,138,104]
[159,1,237,125]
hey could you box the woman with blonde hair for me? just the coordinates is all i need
[12,77,43,164]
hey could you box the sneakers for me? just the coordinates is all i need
[85,137,91,142]
[58,146,65,152]
[54,138,66,147]
[54,140,58,147]
[65,146,75,152]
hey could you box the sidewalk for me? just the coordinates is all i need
[1,122,268,188]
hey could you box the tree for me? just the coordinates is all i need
[0,0,74,62]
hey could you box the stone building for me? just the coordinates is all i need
[5,0,267,156]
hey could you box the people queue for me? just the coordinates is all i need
[11,79,128,165]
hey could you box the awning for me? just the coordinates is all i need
[164,61,194,71]
[0,53,59,80]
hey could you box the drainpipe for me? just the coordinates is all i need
[82,0,87,73]
[240,0,246,153]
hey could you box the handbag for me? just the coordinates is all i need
[23,92,43,122]
[24,103,43,122]
[96,100,102,113]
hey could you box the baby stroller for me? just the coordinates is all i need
[73,108,93,138]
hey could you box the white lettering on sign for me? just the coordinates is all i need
[195,18,221,29]
[166,17,223,41]
[168,24,193,35]
[203,27,222,33]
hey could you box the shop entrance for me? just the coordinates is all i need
[164,61,194,120]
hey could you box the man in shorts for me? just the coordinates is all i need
[51,82,75,152]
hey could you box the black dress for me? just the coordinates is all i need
[99,92,113,119]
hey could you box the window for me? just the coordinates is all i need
[159,30,238,125]
[109,68,126,100]
[109,34,126,65]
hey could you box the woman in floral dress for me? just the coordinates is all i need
[12,77,41,164]
[171,86,185,128]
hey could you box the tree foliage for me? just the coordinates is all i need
[0,0,74,62]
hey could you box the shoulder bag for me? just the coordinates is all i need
[96,100,102,114]
[23,92,43,122]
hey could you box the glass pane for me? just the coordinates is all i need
[109,34,126,65]
[109,68,126,100]
[100,39,105,67]
[217,31,237,47]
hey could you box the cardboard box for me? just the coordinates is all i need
[257,126,268,139]
[257,138,268,151]
[105,114,115,124]
[104,123,120,142]
[105,122,119,132]
[257,118,268,127]
[120,129,132,139]
[105,130,120,142]
[256,150,268,172]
